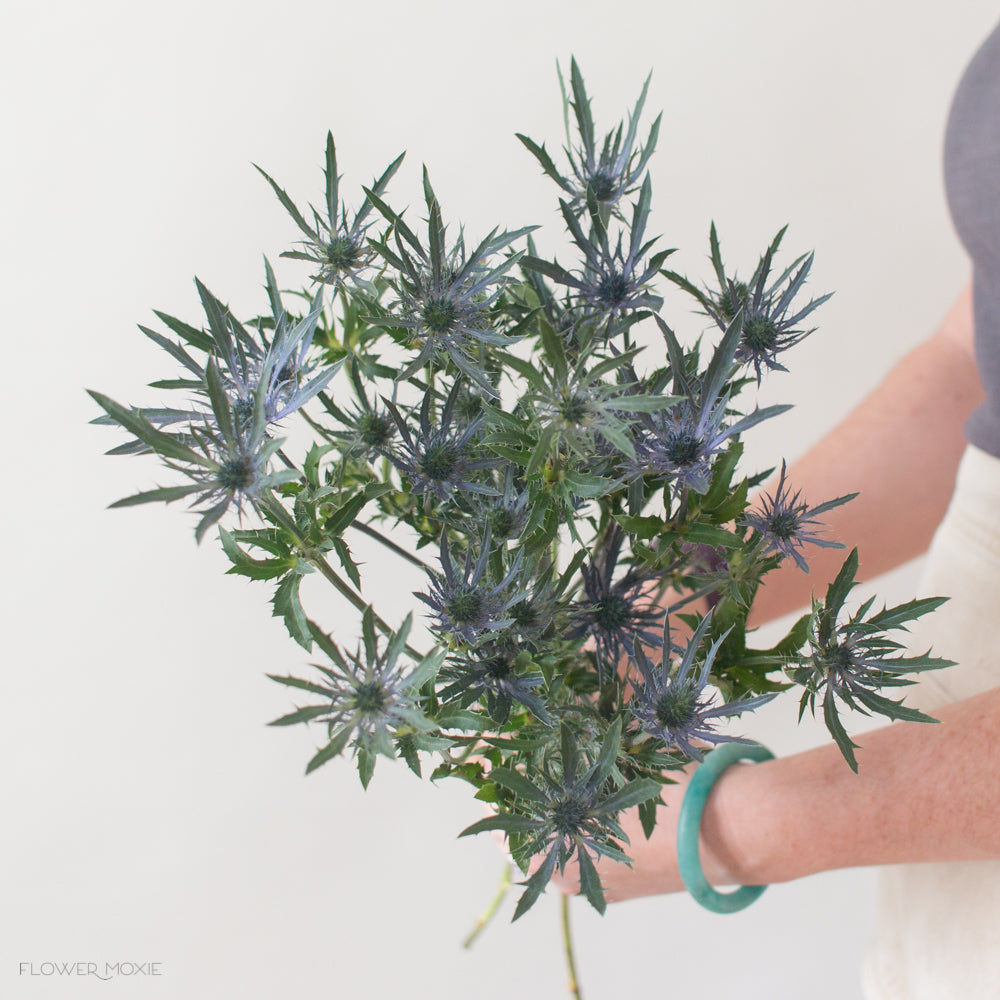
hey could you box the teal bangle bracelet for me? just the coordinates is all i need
[676,741,775,914]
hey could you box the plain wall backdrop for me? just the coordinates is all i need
[2,2,996,998]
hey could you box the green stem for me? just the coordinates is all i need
[350,520,433,571]
[561,894,583,1000]
[666,583,719,615]
[258,492,429,661]
[298,406,336,443]
[271,442,432,572]
[462,865,511,949]
[672,487,690,527]
[310,554,430,662]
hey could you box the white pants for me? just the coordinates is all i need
[862,443,1000,999]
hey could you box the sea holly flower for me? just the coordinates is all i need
[624,313,791,494]
[382,381,502,502]
[516,57,661,219]
[255,133,404,289]
[474,467,532,541]
[438,639,551,725]
[518,316,676,482]
[267,609,445,786]
[318,356,398,461]
[627,394,783,496]
[89,354,300,542]
[178,426,290,541]
[459,719,662,916]
[461,540,581,653]
[790,549,954,771]
[567,525,663,682]
[506,560,572,650]
[451,379,497,424]
[92,273,341,540]
[626,397,728,494]
[415,527,527,647]
[741,460,857,572]
[528,349,668,466]
[629,612,776,761]
[111,267,340,445]
[218,283,342,427]
[365,170,536,397]
[523,177,669,322]
[663,224,832,383]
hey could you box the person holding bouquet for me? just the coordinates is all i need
[569,20,1000,999]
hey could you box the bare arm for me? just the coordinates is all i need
[588,686,1000,902]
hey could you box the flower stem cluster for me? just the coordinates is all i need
[92,55,954,936]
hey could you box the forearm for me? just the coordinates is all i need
[747,283,981,628]
[702,687,1000,887]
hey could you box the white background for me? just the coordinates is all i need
[2,2,996,998]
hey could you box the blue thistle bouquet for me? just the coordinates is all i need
[90,58,952,924]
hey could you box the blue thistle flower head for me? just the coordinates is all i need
[366,169,536,398]
[517,58,661,220]
[475,467,532,541]
[624,314,792,495]
[458,718,662,917]
[567,525,663,682]
[415,527,527,647]
[256,133,405,290]
[330,398,397,460]
[126,272,342,443]
[741,460,856,572]
[523,177,668,326]
[189,427,279,526]
[320,356,398,461]
[382,381,502,502]
[252,280,345,426]
[183,356,303,541]
[630,611,776,761]
[89,352,300,543]
[570,183,667,317]
[784,548,954,770]
[665,224,833,384]
[529,340,661,468]
[626,398,723,494]
[488,548,575,651]
[268,609,444,776]
[92,269,349,542]
[438,639,551,725]
[507,572,569,649]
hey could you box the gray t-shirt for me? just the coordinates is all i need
[944,17,1000,458]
